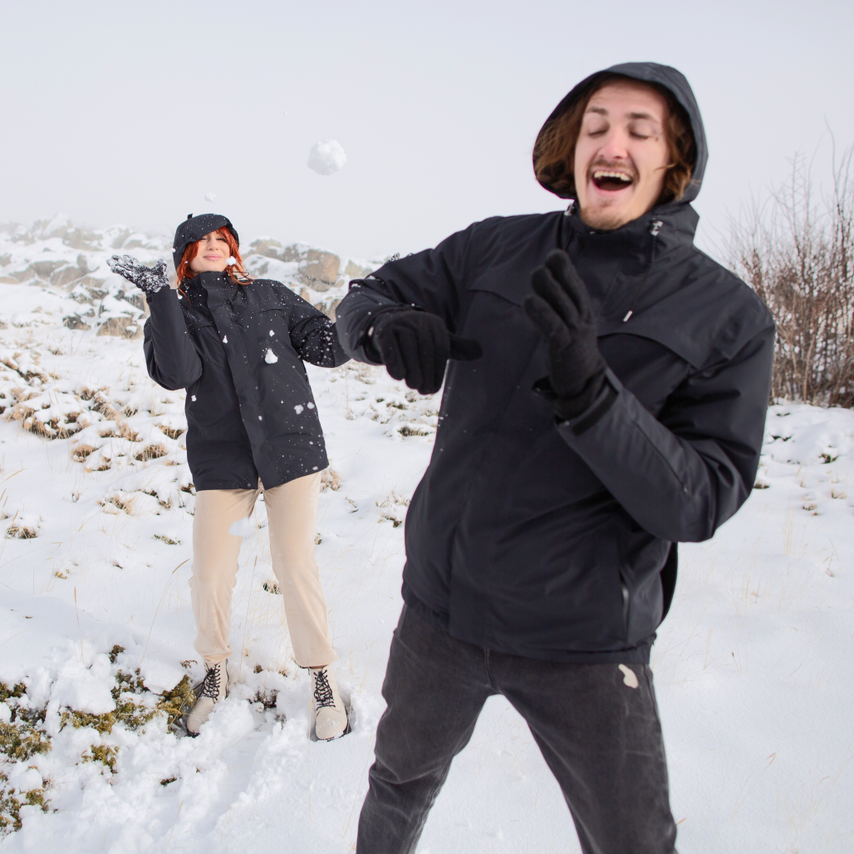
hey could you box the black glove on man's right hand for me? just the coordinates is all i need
[107,255,169,295]
[367,309,482,395]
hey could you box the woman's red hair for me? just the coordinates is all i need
[176,227,251,286]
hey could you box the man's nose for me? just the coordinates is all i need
[598,129,629,160]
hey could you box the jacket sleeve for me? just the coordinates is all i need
[279,286,350,368]
[143,287,203,391]
[557,322,775,543]
[335,225,477,363]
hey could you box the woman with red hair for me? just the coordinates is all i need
[108,213,350,740]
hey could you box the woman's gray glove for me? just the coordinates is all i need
[107,255,169,294]
[523,249,607,421]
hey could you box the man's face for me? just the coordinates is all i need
[189,230,231,273]
[573,80,670,230]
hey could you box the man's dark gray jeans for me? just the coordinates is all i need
[356,605,677,854]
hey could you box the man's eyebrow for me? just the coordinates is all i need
[585,106,661,123]
[627,111,660,122]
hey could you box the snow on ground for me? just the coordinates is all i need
[1,228,853,853]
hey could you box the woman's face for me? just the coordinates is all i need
[189,231,231,273]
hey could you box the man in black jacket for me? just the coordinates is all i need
[336,62,774,854]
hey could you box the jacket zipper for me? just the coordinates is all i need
[622,219,663,323]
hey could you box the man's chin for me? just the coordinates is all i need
[578,204,634,232]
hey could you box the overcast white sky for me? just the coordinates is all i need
[1,0,852,262]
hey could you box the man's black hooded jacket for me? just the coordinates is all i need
[335,62,775,663]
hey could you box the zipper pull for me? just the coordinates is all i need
[650,220,663,236]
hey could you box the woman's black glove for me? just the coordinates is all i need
[107,255,169,294]
[367,309,482,395]
[523,249,607,421]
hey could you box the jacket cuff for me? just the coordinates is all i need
[145,283,181,312]
[565,372,619,435]
[533,369,619,435]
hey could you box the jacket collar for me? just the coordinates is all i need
[190,270,233,289]
[184,271,241,313]
[185,271,240,297]
[563,199,698,260]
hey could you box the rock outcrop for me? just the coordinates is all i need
[1,216,381,335]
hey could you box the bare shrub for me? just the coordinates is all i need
[728,146,854,406]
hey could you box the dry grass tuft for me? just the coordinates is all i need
[5,525,37,540]
[321,468,341,491]
[134,444,166,462]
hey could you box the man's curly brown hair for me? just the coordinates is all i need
[533,73,697,205]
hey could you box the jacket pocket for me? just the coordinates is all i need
[617,529,669,643]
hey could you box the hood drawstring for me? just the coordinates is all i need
[622,219,663,323]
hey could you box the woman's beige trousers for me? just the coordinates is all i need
[190,472,336,668]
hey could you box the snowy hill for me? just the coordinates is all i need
[0,214,374,340]
[1,221,852,853]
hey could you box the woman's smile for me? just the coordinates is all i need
[189,232,231,273]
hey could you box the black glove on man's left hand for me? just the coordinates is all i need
[367,309,482,395]
[523,249,608,421]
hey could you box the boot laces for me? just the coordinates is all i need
[312,669,335,709]
[200,663,223,700]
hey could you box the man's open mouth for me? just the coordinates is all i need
[591,170,633,191]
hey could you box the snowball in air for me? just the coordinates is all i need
[307,140,347,176]
[229,517,255,539]
[205,192,216,202]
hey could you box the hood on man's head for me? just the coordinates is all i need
[533,62,707,206]
[173,213,239,269]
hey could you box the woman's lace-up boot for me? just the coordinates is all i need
[187,659,229,736]
[311,666,349,740]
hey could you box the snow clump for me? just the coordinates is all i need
[307,140,347,176]
[228,517,255,539]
